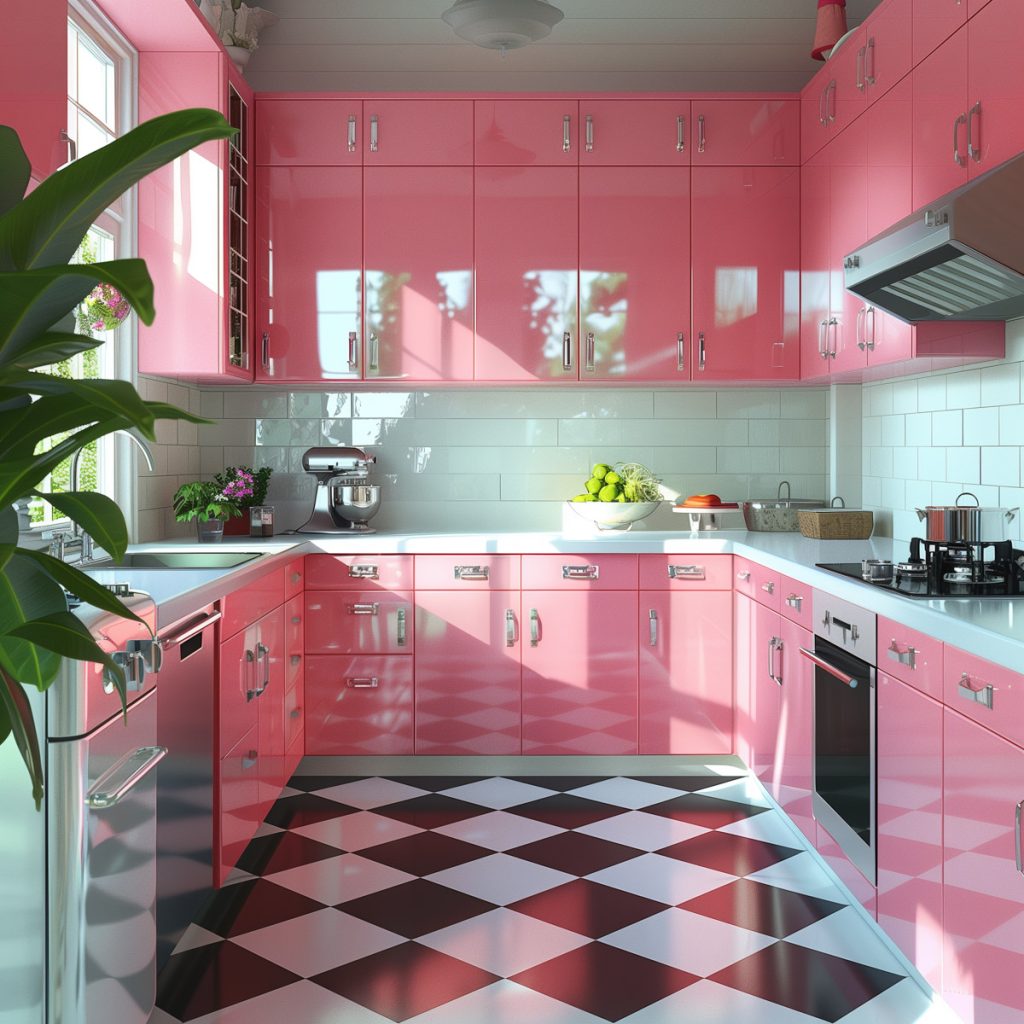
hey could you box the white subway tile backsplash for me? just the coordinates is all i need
[322,393,352,418]
[982,447,1019,488]
[999,404,1024,445]
[255,418,318,447]
[651,392,718,419]
[981,364,1020,407]
[354,393,415,418]
[715,391,780,419]
[891,380,918,414]
[223,392,288,419]
[199,391,224,418]
[917,375,947,412]
[288,392,323,418]
[945,446,980,485]
[880,415,905,446]
[963,407,998,446]
[931,410,962,446]
[904,413,931,447]
[781,389,827,420]
[918,447,946,481]
[945,369,980,410]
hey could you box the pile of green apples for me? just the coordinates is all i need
[572,463,628,503]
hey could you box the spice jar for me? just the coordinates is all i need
[249,505,274,537]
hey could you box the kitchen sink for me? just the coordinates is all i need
[86,551,265,570]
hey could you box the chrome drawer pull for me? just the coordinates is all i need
[86,746,167,809]
[676,115,685,152]
[347,114,357,152]
[505,609,517,647]
[697,113,706,153]
[562,114,571,152]
[349,602,380,616]
[967,101,982,163]
[649,609,658,647]
[585,332,596,372]
[1016,800,1023,875]
[369,113,379,152]
[958,673,995,710]
[761,581,775,595]
[245,648,258,702]
[348,564,379,579]
[562,331,573,371]
[768,636,783,686]
[529,608,540,647]
[348,331,359,370]
[455,565,490,581]
[369,333,380,372]
[585,113,594,152]
[786,594,803,610]
[348,677,378,689]
[676,331,685,371]
[397,607,407,646]
[563,564,599,580]
[737,571,751,581]
[668,564,705,580]
[887,640,917,670]
[253,642,271,697]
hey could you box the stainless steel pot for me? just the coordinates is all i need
[914,491,1018,543]
[741,481,826,532]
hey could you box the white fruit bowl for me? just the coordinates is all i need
[566,500,661,531]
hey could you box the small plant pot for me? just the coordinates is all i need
[196,518,225,543]
[225,45,252,71]
[222,516,250,537]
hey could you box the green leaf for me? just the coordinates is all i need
[0,503,16,570]
[0,668,44,808]
[32,491,128,560]
[0,552,66,687]
[0,127,30,218]
[0,109,235,272]
[3,330,100,370]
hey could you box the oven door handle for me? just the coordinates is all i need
[799,646,859,688]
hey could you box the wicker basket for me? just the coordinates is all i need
[797,508,874,540]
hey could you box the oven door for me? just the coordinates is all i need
[805,636,876,885]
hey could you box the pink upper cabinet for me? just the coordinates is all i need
[800,148,832,379]
[967,0,1024,178]
[362,100,473,165]
[256,165,362,382]
[364,166,474,381]
[942,709,1024,1024]
[255,98,363,165]
[969,0,996,14]
[913,0,967,65]
[475,166,578,381]
[690,166,800,380]
[866,76,913,240]
[1,0,66,178]
[579,166,690,380]
[829,26,869,128]
[474,100,579,165]
[801,73,832,163]
[577,100,690,165]
[689,100,800,166]
[860,0,912,104]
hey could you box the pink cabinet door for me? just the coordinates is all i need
[364,166,474,381]
[913,27,969,209]
[733,594,755,768]
[913,0,966,65]
[305,590,413,655]
[415,555,520,591]
[877,673,943,990]
[521,591,638,755]
[362,100,473,165]
[640,555,734,592]
[217,725,261,886]
[305,655,414,755]
[690,100,800,166]
[969,0,996,15]
[942,709,1024,1024]
[256,165,362,381]
[866,77,913,241]
[862,0,912,104]
[578,100,690,165]
[944,646,1024,748]
[579,166,690,380]
[800,148,833,379]
[284,558,305,602]
[967,0,1024,178]
[256,607,286,815]
[0,0,65,178]
[639,590,732,755]
[304,554,413,592]
[521,554,638,591]
[749,602,783,788]
[415,591,521,755]
[221,567,286,641]
[690,166,800,381]
[474,100,579,165]
[800,76,830,163]
[475,166,578,381]
[285,594,303,694]
[778,619,815,846]
[219,623,259,756]
[829,26,869,128]
[255,99,362,165]
[878,616,944,699]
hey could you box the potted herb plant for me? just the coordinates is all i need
[213,465,272,535]
[172,481,241,542]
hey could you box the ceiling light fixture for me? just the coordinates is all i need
[441,0,564,52]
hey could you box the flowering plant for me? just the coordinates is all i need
[172,481,242,523]
[212,465,271,508]
[77,282,131,335]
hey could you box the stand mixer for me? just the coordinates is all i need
[295,447,381,534]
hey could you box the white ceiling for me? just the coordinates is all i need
[245,0,883,94]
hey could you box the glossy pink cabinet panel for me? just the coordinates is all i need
[285,594,303,694]
[877,615,944,699]
[362,100,473,165]
[304,590,413,655]
[639,590,732,755]
[913,0,966,65]
[578,100,690,165]
[829,26,869,129]
[866,77,913,241]
[733,594,754,768]
[800,149,832,379]
[364,166,474,381]
[942,709,1024,1024]
[256,607,286,814]
[304,655,414,755]
[968,0,995,12]
[944,645,1024,748]
[415,591,521,755]
[800,78,830,164]
[817,821,878,917]
[474,100,579,165]
[877,673,944,990]
[255,99,362,165]
[779,575,814,631]
[474,166,578,381]
[690,100,800,166]
[256,165,362,381]
[734,557,781,611]
[862,0,912,103]
[690,167,800,381]
[217,725,261,887]
[414,555,520,591]
[221,568,285,641]
[521,591,638,755]
[304,554,413,592]
[579,166,690,380]
[521,554,638,591]
[778,619,815,845]
[749,601,783,788]
[639,554,733,591]
[219,623,259,756]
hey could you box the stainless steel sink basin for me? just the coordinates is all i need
[87,551,265,570]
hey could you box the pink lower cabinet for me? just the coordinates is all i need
[746,599,784,787]
[304,655,414,755]
[521,591,639,755]
[304,590,413,655]
[876,673,944,991]
[415,591,521,755]
[639,590,732,755]
[255,607,286,819]
[777,618,815,845]
[216,725,261,887]
[942,709,1024,1024]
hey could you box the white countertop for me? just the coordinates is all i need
[82,529,1024,669]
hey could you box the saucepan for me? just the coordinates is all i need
[914,491,1018,543]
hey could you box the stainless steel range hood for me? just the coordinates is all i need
[844,155,1024,323]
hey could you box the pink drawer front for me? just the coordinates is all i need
[304,554,413,592]
[639,554,732,590]
[521,554,638,590]
[304,655,414,755]
[305,590,413,655]
[220,567,285,641]
[734,556,781,610]
[878,616,943,699]
[284,557,304,601]
[285,594,303,693]
[414,554,520,590]
[779,574,814,630]
[944,645,1024,747]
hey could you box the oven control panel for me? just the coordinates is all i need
[812,591,876,660]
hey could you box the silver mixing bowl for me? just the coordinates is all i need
[331,483,381,527]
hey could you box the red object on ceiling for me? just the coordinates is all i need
[812,0,849,61]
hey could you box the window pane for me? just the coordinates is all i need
[76,109,113,160]
[76,31,114,130]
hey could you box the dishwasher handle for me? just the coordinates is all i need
[159,610,222,650]
[86,745,167,809]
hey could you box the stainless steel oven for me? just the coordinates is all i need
[801,593,877,885]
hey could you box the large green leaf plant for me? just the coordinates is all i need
[0,109,235,806]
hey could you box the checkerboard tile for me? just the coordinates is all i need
[156,770,925,1024]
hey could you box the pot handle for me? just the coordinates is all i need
[1007,507,1019,525]
[956,491,980,507]
[914,507,927,522]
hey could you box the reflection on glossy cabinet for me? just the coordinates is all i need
[362,100,473,165]
[942,709,1024,1024]
[690,100,800,166]
[474,166,578,381]
[800,149,832,379]
[474,100,578,165]
[255,98,362,165]
[577,100,690,165]
[256,165,362,381]
[579,167,690,380]
[217,725,261,887]
[639,590,732,755]
[778,618,815,845]
[749,600,783,787]
[304,590,413,655]
[521,591,638,755]
[364,166,473,381]
[877,673,943,991]
[415,591,521,755]
[691,166,800,380]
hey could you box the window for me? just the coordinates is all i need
[30,2,136,529]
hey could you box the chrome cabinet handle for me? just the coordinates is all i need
[349,602,380,616]
[887,639,917,670]
[697,114,706,154]
[856,45,866,91]
[529,608,540,647]
[1016,800,1023,875]
[347,114,357,152]
[455,565,490,580]
[86,746,167,809]
[649,609,658,647]
[255,641,271,696]
[245,648,258,702]
[967,101,981,163]
[698,331,706,372]
[369,333,380,372]
[563,564,599,580]
[505,609,517,647]
[737,571,751,581]
[953,112,967,167]
[563,114,571,152]
[865,37,876,85]
[958,672,995,710]
[348,330,359,370]
[799,647,859,688]
[856,307,866,351]
[818,319,829,360]
[819,85,828,127]
[785,594,803,611]
[159,610,222,650]
[585,113,594,152]
[60,128,77,163]
[668,564,705,580]
[261,332,270,372]
[827,317,838,358]
[676,331,685,371]
[827,80,837,123]
[369,114,379,152]
[562,331,573,371]
[676,115,685,152]
[397,607,407,646]
[347,677,378,689]
[585,332,595,372]
[768,636,783,686]
[761,581,775,595]
[348,564,379,579]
